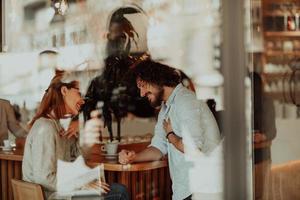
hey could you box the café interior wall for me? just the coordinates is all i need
[271,119,300,165]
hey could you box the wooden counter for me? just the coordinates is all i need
[0,143,172,200]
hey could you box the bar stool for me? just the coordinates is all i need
[11,179,44,200]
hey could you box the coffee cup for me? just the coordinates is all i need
[101,141,118,155]
[3,140,10,148]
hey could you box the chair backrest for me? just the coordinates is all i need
[11,179,44,200]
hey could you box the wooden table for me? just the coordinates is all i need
[0,148,23,200]
[0,144,172,200]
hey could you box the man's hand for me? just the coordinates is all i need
[81,110,104,148]
[118,149,136,164]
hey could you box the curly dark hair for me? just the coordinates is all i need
[131,59,181,87]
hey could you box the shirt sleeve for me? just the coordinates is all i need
[175,95,221,154]
[5,101,27,137]
[150,114,168,155]
[30,121,57,191]
[262,96,277,141]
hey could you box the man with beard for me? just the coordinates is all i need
[118,60,224,200]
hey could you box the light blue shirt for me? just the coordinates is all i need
[150,84,222,200]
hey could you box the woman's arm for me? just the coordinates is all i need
[30,120,57,191]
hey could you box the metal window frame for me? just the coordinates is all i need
[222,0,251,199]
[0,0,2,52]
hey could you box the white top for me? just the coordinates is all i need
[22,117,80,199]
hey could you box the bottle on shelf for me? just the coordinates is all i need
[287,16,296,31]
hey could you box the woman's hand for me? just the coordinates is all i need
[81,180,110,194]
[60,120,79,139]
[254,132,267,143]
[163,118,173,134]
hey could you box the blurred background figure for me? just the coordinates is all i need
[251,72,277,200]
[0,99,28,145]
[206,98,224,137]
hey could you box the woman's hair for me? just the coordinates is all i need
[131,59,181,87]
[29,70,78,127]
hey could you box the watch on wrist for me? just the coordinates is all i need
[166,131,175,139]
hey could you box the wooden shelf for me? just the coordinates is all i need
[263,11,300,17]
[262,72,291,79]
[263,11,285,17]
[261,0,300,103]
[265,51,300,56]
[263,0,298,4]
[265,91,300,102]
[265,91,285,100]
[265,31,300,37]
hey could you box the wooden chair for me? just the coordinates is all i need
[11,179,44,200]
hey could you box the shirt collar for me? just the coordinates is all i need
[165,83,183,107]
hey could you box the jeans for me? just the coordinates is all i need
[104,183,129,200]
[71,183,129,200]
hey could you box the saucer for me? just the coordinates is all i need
[1,146,13,151]
[103,153,118,160]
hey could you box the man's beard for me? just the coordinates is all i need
[150,87,164,108]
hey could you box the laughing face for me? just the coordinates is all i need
[61,83,85,116]
[136,78,164,108]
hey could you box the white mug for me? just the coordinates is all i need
[101,142,118,155]
[3,140,10,148]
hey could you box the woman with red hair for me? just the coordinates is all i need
[22,70,129,200]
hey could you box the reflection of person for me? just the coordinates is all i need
[84,9,154,141]
[118,60,223,200]
[22,70,129,200]
[0,99,28,145]
[251,72,277,200]
[106,14,139,56]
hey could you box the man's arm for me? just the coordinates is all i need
[262,96,277,141]
[5,101,27,137]
[119,146,163,164]
[133,146,164,162]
